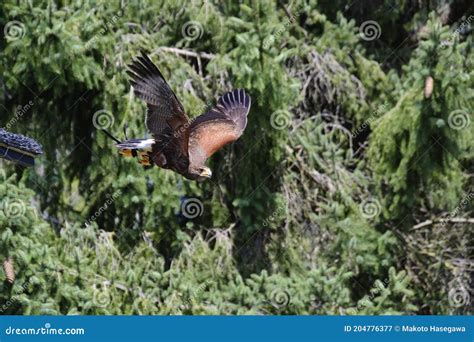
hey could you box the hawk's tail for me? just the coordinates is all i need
[116,138,155,150]
[115,138,155,166]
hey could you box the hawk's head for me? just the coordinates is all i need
[186,165,212,181]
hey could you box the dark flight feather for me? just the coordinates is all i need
[128,53,190,166]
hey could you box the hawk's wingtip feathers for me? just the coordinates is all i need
[218,89,251,111]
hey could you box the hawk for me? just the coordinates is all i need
[107,53,251,181]
[0,128,43,167]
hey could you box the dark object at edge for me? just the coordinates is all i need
[0,128,43,167]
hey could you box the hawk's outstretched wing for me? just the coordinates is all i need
[127,53,189,156]
[188,89,251,166]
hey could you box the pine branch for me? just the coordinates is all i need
[412,218,474,230]
[153,47,215,60]
[152,47,215,76]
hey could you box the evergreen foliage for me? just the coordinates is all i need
[0,0,472,315]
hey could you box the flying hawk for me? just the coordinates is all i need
[107,53,251,181]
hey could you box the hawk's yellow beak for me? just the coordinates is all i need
[200,168,212,178]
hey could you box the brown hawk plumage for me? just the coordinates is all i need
[113,53,251,181]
